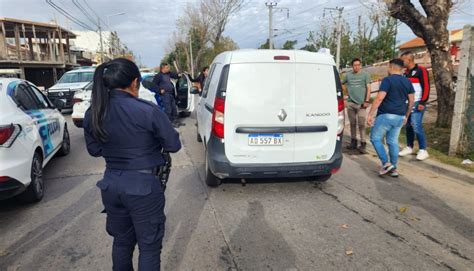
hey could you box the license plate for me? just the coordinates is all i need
[248,134,283,146]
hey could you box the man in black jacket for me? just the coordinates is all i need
[153,63,180,126]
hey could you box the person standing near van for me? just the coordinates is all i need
[367,59,414,177]
[83,58,181,270]
[399,51,430,160]
[342,58,372,153]
[153,63,180,126]
[190,66,209,95]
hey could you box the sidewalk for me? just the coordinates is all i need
[342,119,474,185]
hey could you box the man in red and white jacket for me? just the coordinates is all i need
[399,51,429,161]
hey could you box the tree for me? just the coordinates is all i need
[202,0,245,46]
[386,0,454,127]
[282,40,297,50]
[258,39,271,49]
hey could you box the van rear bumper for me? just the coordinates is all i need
[207,135,343,179]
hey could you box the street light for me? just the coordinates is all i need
[106,12,126,28]
[105,12,126,59]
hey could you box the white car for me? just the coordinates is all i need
[196,49,344,186]
[72,73,196,127]
[47,67,95,110]
[0,78,70,202]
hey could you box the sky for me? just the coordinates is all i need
[0,0,472,67]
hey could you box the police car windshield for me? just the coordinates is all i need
[58,72,94,83]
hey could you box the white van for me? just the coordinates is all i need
[47,67,95,110]
[196,49,344,186]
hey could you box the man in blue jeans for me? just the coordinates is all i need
[367,59,415,177]
[399,51,430,160]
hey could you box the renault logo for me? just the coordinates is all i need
[278,109,287,122]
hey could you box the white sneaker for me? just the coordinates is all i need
[399,146,414,157]
[416,149,429,161]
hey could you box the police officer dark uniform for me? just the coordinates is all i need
[152,63,180,125]
[83,58,181,270]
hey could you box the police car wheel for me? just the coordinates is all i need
[205,150,221,187]
[58,126,70,156]
[20,152,44,203]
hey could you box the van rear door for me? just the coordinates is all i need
[224,51,296,164]
[293,62,338,163]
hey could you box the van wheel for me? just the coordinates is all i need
[314,174,331,182]
[20,152,44,203]
[57,126,70,156]
[205,150,221,187]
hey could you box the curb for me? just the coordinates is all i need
[342,135,474,185]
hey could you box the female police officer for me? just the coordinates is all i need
[83,58,181,270]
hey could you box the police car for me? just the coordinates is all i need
[47,67,95,110]
[0,78,70,202]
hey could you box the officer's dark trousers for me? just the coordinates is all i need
[161,93,177,123]
[97,169,165,271]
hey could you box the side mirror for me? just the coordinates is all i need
[52,99,65,110]
[190,87,200,94]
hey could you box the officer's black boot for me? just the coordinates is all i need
[346,139,357,150]
[358,142,368,154]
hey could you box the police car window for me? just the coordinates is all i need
[13,83,39,110]
[28,83,49,108]
[202,64,216,98]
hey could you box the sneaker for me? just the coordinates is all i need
[379,164,395,175]
[390,169,399,178]
[399,146,414,157]
[416,149,429,161]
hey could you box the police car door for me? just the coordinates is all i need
[22,82,62,159]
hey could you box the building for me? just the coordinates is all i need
[72,30,129,63]
[398,29,464,66]
[0,17,78,88]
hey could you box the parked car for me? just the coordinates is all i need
[71,73,164,128]
[196,49,344,186]
[47,67,95,110]
[0,78,70,202]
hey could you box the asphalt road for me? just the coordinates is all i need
[1,114,473,271]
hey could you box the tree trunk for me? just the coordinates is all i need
[428,44,455,127]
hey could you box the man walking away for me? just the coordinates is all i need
[399,51,430,160]
[367,59,415,177]
[153,63,180,127]
[342,58,372,153]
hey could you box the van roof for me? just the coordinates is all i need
[66,68,95,73]
[214,49,335,66]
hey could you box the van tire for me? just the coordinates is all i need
[314,174,331,182]
[20,152,44,203]
[205,150,221,187]
[57,126,70,156]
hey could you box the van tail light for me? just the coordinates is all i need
[0,176,11,183]
[0,124,21,148]
[212,97,225,139]
[333,66,345,136]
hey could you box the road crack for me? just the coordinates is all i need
[317,186,457,271]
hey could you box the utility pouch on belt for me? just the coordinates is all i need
[156,152,172,191]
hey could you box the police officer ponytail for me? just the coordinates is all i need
[90,58,141,142]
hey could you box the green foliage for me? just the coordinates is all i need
[282,40,297,50]
[258,39,271,49]
[301,14,396,68]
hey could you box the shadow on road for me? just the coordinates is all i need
[227,200,297,270]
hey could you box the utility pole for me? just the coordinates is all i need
[323,7,344,69]
[266,2,277,49]
[189,36,194,77]
[98,17,104,64]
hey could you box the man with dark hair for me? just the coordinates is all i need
[342,58,372,153]
[153,63,180,126]
[399,51,430,160]
[367,59,415,177]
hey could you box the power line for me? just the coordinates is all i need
[72,0,99,27]
[45,0,95,31]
